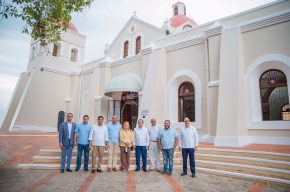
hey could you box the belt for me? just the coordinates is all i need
[150,140,158,142]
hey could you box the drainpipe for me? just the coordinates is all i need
[78,72,83,121]
[204,37,211,143]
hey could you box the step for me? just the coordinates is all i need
[196,160,290,181]
[38,148,290,162]
[196,154,290,170]
[32,156,184,165]
[16,164,290,186]
[198,148,290,162]
[32,152,290,170]
[31,156,290,180]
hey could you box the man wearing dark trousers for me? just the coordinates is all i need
[75,115,92,172]
[59,113,77,173]
[179,117,199,178]
[133,119,149,172]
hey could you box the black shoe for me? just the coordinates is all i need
[135,168,140,172]
[180,173,187,176]
[191,174,196,178]
[75,168,80,172]
[161,171,167,174]
[60,169,64,173]
[91,169,96,173]
[97,169,103,173]
[84,169,89,172]
[66,169,73,172]
[142,169,147,172]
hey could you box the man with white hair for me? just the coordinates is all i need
[179,117,199,178]
[148,118,161,172]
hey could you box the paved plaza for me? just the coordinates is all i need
[0,134,289,192]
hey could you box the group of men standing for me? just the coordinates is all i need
[58,113,199,177]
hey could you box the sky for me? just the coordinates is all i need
[0,0,276,122]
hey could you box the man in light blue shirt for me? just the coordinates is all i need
[107,115,122,171]
[158,120,178,176]
[75,115,92,172]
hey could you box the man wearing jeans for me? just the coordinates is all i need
[179,117,199,178]
[158,120,178,176]
[58,113,76,173]
[75,115,92,172]
[133,119,149,172]
[107,115,122,172]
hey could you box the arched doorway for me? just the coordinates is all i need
[121,92,138,129]
[178,81,195,122]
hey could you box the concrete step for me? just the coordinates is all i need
[32,153,290,170]
[198,148,290,162]
[18,147,290,186]
[197,154,290,170]
[31,156,290,180]
[37,148,290,162]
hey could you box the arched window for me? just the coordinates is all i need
[259,69,289,121]
[70,48,78,62]
[123,41,129,58]
[178,81,195,122]
[281,104,290,120]
[183,24,192,30]
[52,43,60,57]
[174,5,178,15]
[135,36,141,55]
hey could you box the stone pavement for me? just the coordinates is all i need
[0,168,289,192]
[0,134,290,192]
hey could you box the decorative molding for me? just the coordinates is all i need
[41,67,80,77]
[140,47,152,55]
[111,54,142,67]
[204,25,223,37]
[240,10,290,33]
[166,36,205,52]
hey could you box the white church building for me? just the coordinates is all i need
[1,1,290,147]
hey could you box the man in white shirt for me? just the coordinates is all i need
[148,118,161,172]
[89,116,109,173]
[133,119,149,172]
[179,117,199,178]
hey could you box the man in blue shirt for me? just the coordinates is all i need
[107,115,122,172]
[158,120,178,176]
[75,115,92,172]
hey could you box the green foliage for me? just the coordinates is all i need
[0,0,93,47]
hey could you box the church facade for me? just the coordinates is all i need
[1,1,290,147]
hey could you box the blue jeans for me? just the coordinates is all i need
[76,144,89,170]
[182,148,196,174]
[162,148,174,172]
[135,146,147,169]
[61,144,74,169]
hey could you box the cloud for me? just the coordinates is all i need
[0,73,19,111]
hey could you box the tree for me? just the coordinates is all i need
[0,0,93,47]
